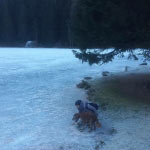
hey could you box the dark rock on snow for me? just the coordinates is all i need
[102,71,110,76]
[76,80,91,89]
[108,128,117,135]
[140,62,147,65]
[84,77,92,80]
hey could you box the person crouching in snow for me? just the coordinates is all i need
[75,100,99,116]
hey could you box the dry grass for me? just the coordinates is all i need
[97,73,150,104]
[88,73,150,106]
[116,73,150,103]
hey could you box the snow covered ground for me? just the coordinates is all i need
[0,48,149,150]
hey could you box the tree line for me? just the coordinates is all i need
[0,0,150,52]
[0,0,71,47]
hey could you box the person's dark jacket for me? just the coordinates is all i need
[75,100,98,115]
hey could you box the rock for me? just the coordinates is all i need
[99,141,105,147]
[102,71,110,76]
[140,62,147,65]
[94,145,100,150]
[25,41,38,48]
[109,128,117,135]
[76,80,91,89]
[84,77,92,80]
[95,141,105,149]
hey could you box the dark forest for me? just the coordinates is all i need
[1,0,150,50]
[0,0,71,47]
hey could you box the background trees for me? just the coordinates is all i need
[0,0,71,47]
[71,0,150,64]
[71,0,150,49]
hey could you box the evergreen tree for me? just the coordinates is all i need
[71,0,150,64]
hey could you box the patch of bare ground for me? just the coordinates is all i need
[86,73,150,106]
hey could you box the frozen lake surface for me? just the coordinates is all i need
[0,48,149,150]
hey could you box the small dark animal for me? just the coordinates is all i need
[72,112,101,131]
